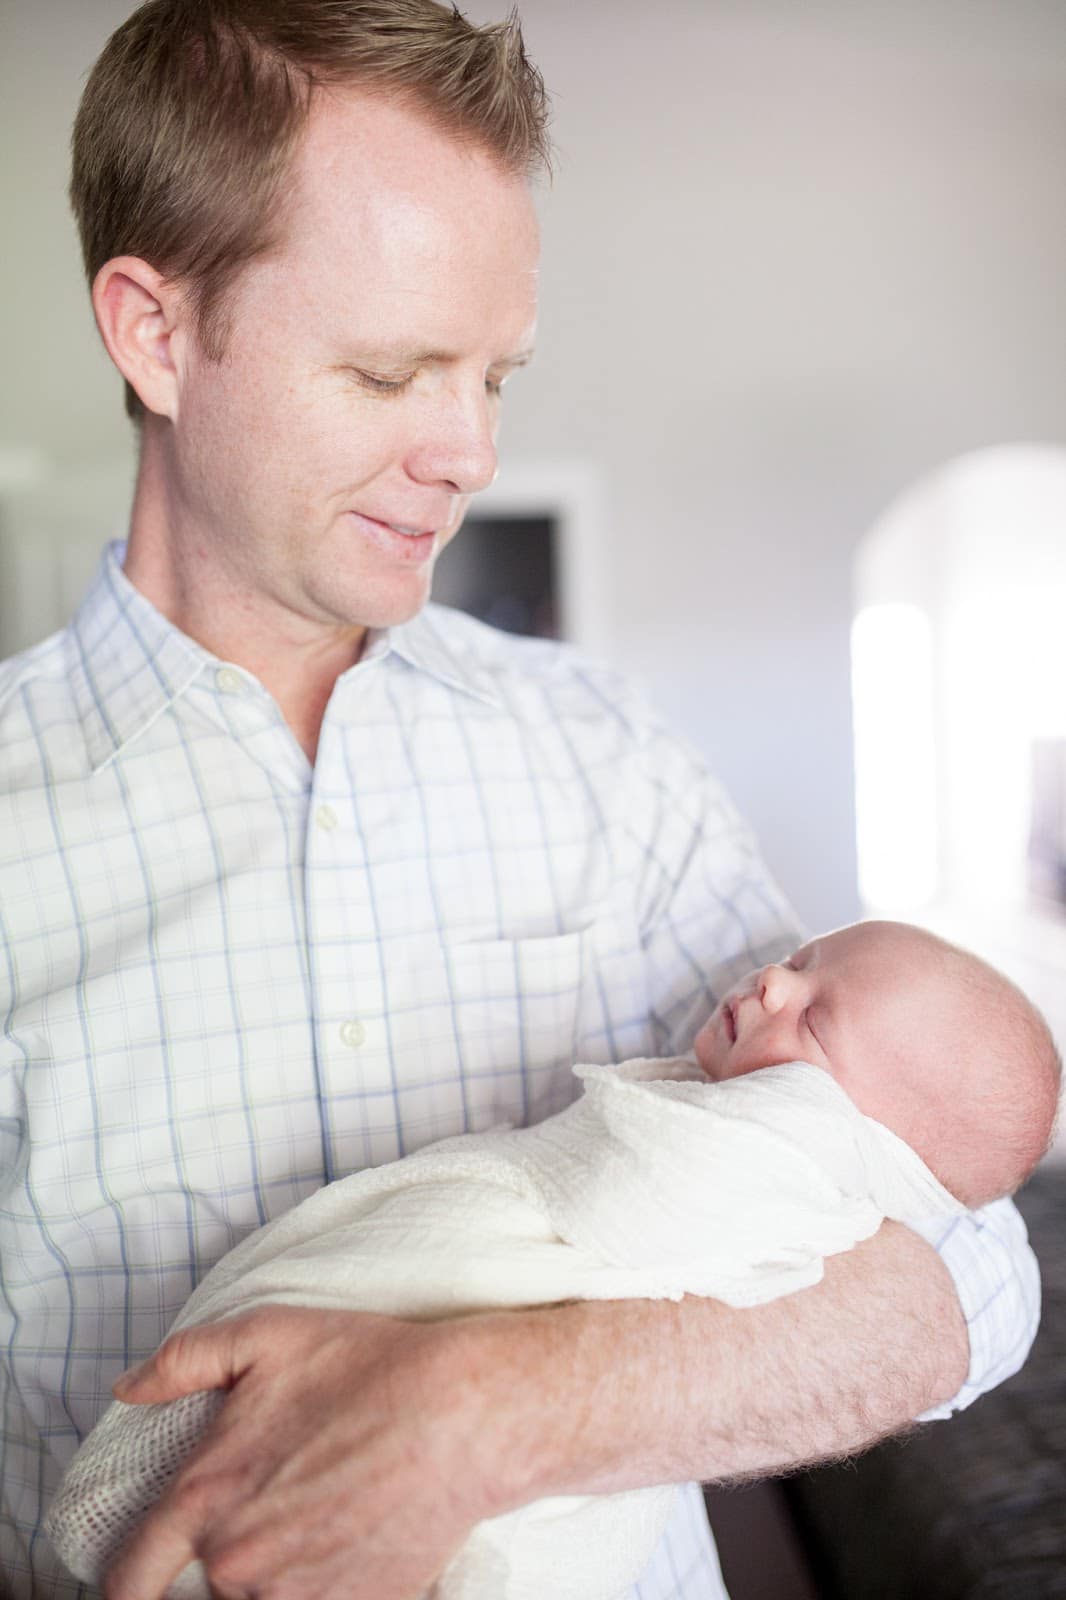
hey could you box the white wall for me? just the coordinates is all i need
[4,1,1066,931]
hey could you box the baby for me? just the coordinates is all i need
[47,920,1060,1600]
[696,918,1061,1209]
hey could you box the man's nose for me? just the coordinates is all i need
[406,384,498,497]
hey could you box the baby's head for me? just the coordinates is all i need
[694,920,1062,1207]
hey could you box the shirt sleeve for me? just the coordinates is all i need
[614,695,1042,1412]
[908,1198,1041,1419]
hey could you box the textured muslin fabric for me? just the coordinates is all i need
[46,1058,963,1597]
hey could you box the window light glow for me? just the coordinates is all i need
[851,603,938,912]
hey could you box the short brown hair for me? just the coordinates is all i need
[70,1,551,422]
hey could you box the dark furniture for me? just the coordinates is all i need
[784,1168,1066,1598]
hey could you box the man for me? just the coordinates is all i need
[0,2,1038,1596]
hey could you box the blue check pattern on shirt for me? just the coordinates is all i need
[0,544,1040,1597]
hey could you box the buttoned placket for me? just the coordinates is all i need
[191,646,403,1181]
[303,659,398,1180]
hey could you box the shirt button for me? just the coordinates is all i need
[315,804,339,832]
[217,667,244,695]
[339,1020,367,1050]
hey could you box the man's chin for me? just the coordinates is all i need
[323,572,437,635]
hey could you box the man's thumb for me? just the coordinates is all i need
[113,1320,246,1403]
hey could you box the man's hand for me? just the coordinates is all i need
[102,1305,524,1600]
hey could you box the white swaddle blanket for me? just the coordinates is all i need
[47,1058,963,1599]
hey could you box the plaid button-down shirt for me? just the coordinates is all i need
[0,544,1039,1597]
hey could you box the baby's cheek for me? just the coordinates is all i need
[692,1020,719,1078]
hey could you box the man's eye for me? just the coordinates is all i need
[352,370,415,396]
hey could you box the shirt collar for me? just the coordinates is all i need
[382,605,504,712]
[70,544,504,771]
[69,543,211,773]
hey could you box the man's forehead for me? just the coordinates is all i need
[270,88,540,340]
[290,83,539,242]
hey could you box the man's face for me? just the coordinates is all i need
[164,88,540,644]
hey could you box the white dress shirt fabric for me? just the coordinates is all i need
[0,543,1041,1598]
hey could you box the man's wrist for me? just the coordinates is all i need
[445,1297,690,1515]
[441,1303,604,1517]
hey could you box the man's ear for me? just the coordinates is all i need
[91,257,187,421]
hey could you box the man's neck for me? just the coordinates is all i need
[124,452,367,765]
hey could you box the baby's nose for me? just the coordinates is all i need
[758,963,793,1012]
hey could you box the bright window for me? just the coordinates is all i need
[852,443,1066,919]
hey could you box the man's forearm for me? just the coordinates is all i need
[100,1225,968,1597]
[474,1220,968,1513]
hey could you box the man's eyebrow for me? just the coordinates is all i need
[345,346,535,370]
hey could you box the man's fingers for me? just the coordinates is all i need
[114,1318,252,1403]
[102,1446,268,1599]
[102,1510,201,1600]
[95,1309,491,1599]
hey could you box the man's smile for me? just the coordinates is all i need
[346,509,440,563]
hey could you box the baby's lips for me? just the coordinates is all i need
[723,999,737,1043]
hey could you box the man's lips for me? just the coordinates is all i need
[346,510,442,565]
[356,512,437,538]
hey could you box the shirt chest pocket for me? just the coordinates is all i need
[379,926,592,1130]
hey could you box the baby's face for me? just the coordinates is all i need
[693,923,934,1122]
[694,939,836,1084]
